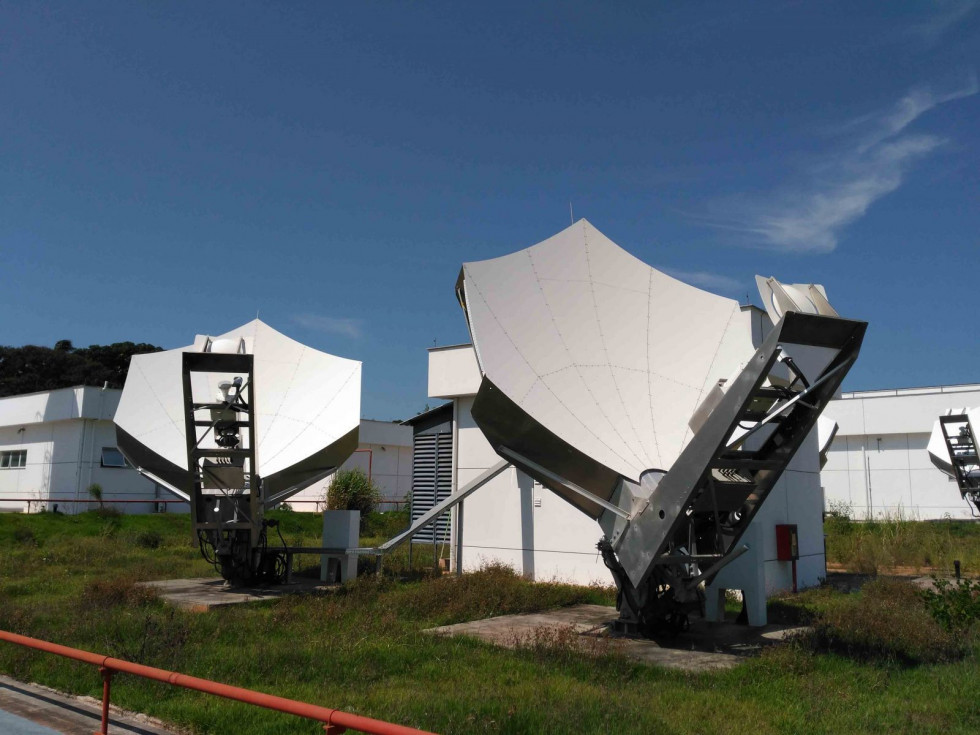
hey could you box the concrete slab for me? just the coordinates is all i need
[426,604,808,672]
[0,674,179,734]
[139,577,331,611]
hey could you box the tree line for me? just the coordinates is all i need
[0,340,162,398]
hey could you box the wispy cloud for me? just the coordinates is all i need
[911,1,977,44]
[708,78,977,253]
[660,267,743,294]
[292,314,363,338]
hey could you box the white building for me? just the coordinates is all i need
[287,419,413,510]
[822,384,980,520]
[0,386,162,513]
[0,386,412,514]
[428,338,828,619]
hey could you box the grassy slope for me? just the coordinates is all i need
[0,512,978,734]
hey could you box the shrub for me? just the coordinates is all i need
[82,578,159,608]
[921,577,980,632]
[134,530,163,550]
[325,468,382,514]
[799,578,966,665]
[97,516,123,540]
[12,526,38,547]
[87,482,104,508]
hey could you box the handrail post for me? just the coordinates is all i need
[324,722,348,734]
[97,666,113,735]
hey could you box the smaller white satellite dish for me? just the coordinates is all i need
[755,276,839,325]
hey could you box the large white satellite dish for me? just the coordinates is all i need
[457,219,866,633]
[115,319,361,583]
[115,319,361,498]
[457,219,757,512]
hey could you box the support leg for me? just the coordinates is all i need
[704,587,727,622]
[96,667,112,735]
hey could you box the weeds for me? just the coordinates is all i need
[389,562,614,625]
[825,514,980,573]
[134,530,163,549]
[12,526,38,547]
[81,578,159,608]
[798,579,967,665]
[100,607,191,668]
[94,506,124,520]
[509,624,622,663]
[921,577,980,633]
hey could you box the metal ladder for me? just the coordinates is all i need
[939,414,980,513]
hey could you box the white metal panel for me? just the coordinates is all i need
[428,345,482,399]
[359,420,412,447]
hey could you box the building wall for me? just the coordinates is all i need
[0,387,163,513]
[822,384,980,520]
[454,395,612,585]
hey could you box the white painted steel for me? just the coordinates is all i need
[114,319,361,484]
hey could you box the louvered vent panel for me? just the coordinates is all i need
[410,432,453,544]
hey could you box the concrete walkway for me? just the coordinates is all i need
[426,604,807,672]
[0,674,178,735]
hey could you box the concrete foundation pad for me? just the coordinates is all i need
[426,604,808,673]
[140,577,331,611]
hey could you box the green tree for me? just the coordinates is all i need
[0,340,162,397]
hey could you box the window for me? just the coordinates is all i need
[0,450,27,469]
[101,447,128,468]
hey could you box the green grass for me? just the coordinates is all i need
[824,513,980,574]
[2,512,980,734]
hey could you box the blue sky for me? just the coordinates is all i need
[2,2,978,419]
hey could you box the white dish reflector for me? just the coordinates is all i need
[755,276,839,325]
[458,219,757,482]
[114,319,361,497]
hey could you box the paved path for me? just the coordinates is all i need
[0,674,178,734]
[0,708,60,735]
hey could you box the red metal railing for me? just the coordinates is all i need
[0,630,437,735]
[0,498,410,509]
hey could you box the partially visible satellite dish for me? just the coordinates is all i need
[928,407,979,477]
[755,276,839,325]
[114,319,361,499]
[456,218,866,633]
